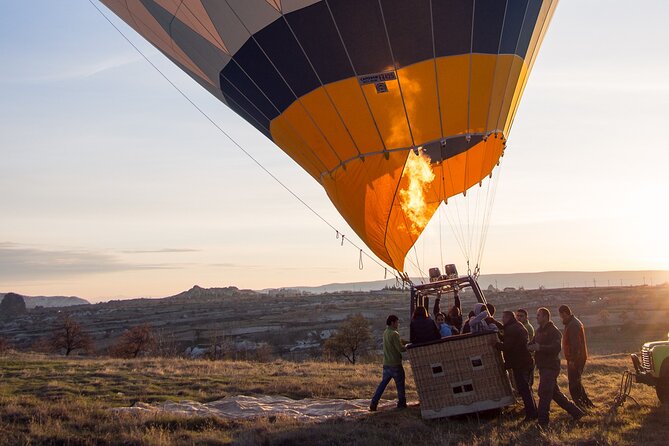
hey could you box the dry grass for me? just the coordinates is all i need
[0,353,666,445]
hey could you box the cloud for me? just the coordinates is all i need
[0,53,145,84]
[122,248,200,254]
[210,263,257,268]
[0,243,176,281]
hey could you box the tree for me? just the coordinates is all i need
[323,314,372,365]
[112,324,156,358]
[49,314,93,356]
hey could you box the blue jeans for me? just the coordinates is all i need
[371,365,406,406]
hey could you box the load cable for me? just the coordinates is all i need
[88,0,400,282]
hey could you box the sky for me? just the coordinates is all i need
[2,1,669,302]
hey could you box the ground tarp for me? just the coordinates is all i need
[113,395,397,420]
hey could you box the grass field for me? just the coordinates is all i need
[0,352,667,445]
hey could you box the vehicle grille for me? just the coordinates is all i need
[641,348,653,372]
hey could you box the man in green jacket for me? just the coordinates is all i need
[370,314,407,411]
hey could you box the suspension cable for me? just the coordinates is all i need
[88,0,399,280]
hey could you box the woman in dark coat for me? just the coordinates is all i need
[410,306,441,344]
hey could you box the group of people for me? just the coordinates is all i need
[370,299,594,428]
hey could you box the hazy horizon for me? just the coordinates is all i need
[3,268,669,304]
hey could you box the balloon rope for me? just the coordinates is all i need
[438,202,444,270]
[88,0,400,281]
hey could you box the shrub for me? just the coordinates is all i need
[49,314,94,356]
[111,324,156,358]
[323,313,372,365]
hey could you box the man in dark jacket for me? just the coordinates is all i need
[559,305,594,409]
[528,307,584,426]
[494,311,537,421]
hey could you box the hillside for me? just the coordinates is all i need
[271,269,669,294]
[1,283,667,358]
[0,293,90,309]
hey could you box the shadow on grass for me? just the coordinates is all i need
[621,402,669,445]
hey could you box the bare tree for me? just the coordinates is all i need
[323,313,372,365]
[111,324,156,358]
[154,328,179,358]
[49,314,93,356]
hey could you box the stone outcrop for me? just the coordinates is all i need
[0,293,27,321]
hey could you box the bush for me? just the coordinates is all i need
[110,324,156,358]
[323,314,372,365]
[49,314,94,356]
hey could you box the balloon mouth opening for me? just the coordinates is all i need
[420,133,503,165]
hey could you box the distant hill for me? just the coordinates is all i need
[167,285,258,302]
[0,293,90,309]
[263,270,669,294]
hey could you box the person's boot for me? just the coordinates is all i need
[369,401,378,412]
[572,407,586,422]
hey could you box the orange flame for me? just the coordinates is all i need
[399,150,435,236]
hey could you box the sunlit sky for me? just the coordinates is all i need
[2,1,669,302]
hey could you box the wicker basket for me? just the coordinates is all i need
[407,332,514,419]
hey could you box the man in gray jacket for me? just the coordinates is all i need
[528,307,585,426]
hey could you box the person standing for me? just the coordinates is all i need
[516,308,535,341]
[559,305,595,409]
[516,308,536,387]
[370,315,407,411]
[528,307,584,426]
[493,311,538,421]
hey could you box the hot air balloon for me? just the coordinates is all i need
[99,0,558,419]
[99,0,557,274]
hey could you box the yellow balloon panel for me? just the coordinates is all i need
[397,61,442,146]
[361,78,413,150]
[299,88,359,163]
[437,56,470,138]
[324,79,385,156]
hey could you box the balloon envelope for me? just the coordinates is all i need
[101,0,558,271]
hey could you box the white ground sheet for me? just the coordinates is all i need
[113,395,397,420]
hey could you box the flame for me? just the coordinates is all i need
[399,150,435,236]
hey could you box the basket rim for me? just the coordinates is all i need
[406,331,497,350]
